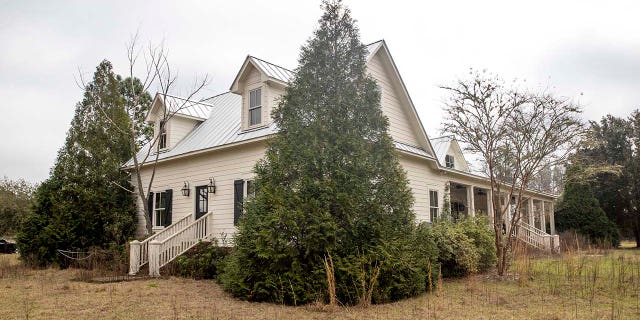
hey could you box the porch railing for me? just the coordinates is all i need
[148,211,214,276]
[128,214,194,275]
[515,221,560,253]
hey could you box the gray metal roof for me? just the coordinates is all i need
[125,40,434,167]
[125,92,277,166]
[394,141,431,158]
[249,57,295,84]
[430,136,453,166]
[161,94,214,120]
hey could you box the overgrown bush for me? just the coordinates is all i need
[457,216,497,272]
[432,216,496,277]
[175,241,231,279]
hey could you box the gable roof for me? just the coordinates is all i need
[126,40,437,168]
[430,135,470,172]
[125,91,277,167]
[146,94,214,122]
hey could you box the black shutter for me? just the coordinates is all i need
[164,189,173,226]
[233,180,244,225]
[147,191,154,226]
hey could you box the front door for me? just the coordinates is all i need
[195,186,208,220]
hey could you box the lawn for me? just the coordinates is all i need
[1,247,639,320]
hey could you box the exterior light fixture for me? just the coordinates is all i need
[181,181,190,197]
[207,177,216,194]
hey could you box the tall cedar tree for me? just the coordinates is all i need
[221,1,424,305]
[17,61,149,266]
[556,164,619,246]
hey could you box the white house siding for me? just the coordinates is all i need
[446,144,470,172]
[168,116,199,148]
[399,154,447,223]
[134,140,267,238]
[367,52,420,148]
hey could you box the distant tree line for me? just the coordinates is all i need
[0,177,36,237]
[555,112,640,246]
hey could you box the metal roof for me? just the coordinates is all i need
[125,40,434,167]
[125,92,277,166]
[430,136,453,166]
[394,141,432,158]
[249,57,295,84]
[161,94,214,120]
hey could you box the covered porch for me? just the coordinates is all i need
[447,181,559,252]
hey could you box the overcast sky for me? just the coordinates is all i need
[1,0,639,183]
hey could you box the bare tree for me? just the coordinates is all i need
[89,34,209,235]
[441,70,583,276]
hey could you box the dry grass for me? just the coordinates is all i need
[2,247,640,319]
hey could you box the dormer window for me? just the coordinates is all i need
[158,120,167,150]
[445,154,454,168]
[249,88,262,126]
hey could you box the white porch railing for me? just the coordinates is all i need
[148,211,215,276]
[515,221,560,253]
[129,214,194,275]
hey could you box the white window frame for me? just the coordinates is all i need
[445,154,454,168]
[245,179,256,200]
[429,190,439,223]
[248,88,262,126]
[158,120,168,150]
[153,191,167,228]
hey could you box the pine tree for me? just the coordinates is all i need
[221,1,425,305]
[17,60,149,266]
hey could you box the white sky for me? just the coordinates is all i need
[1,0,639,183]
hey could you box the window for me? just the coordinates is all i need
[158,120,167,149]
[195,186,208,219]
[246,180,256,200]
[249,88,262,126]
[154,191,167,227]
[429,190,439,222]
[445,154,454,168]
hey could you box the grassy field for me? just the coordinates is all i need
[1,246,640,319]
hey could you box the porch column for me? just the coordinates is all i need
[541,201,547,233]
[549,201,556,235]
[468,186,475,217]
[528,198,534,226]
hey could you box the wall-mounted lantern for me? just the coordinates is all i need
[181,181,190,197]
[207,177,216,194]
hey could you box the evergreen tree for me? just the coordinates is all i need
[221,1,426,305]
[17,60,149,266]
[555,164,619,246]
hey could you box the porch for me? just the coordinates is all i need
[448,182,559,252]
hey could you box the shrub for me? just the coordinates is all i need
[457,216,497,272]
[433,220,479,278]
[556,180,619,247]
[174,241,231,279]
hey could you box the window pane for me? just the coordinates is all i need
[255,89,261,106]
[250,107,261,125]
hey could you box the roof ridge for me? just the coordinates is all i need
[203,91,235,102]
[248,55,295,73]
[159,93,216,108]
[431,135,454,140]
[365,39,384,46]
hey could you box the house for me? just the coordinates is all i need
[125,40,559,276]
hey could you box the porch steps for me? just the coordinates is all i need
[514,221,560,253]
[129,211,214,276]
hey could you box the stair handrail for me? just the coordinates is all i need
[129,214,193,275]
[148,211,214,276]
